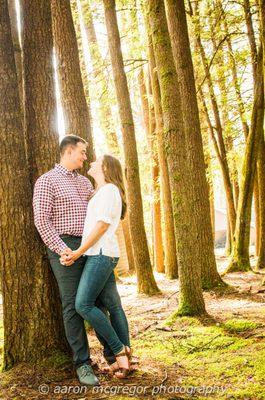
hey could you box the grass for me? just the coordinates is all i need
[132,314,265,399]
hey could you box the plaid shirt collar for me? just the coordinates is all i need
[55,163,78,177]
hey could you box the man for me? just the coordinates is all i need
[33,135,115,385]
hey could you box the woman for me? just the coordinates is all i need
[60,154,131,379]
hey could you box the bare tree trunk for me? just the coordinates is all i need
[138,67,164,273]
[51,0,94,164]
[226,47,264,273]
[103,0,159,295]
[147,35,178,279]
[1,0,69,370]
[147,0,206,315]
[165,0,222,289]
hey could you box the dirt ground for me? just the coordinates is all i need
[0,254,264,400]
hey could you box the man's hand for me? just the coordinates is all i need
[60,248,82,267]
[60,248,74,267]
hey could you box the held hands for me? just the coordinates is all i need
[59,247,82,267]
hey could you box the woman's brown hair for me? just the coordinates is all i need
[102,155,127,219]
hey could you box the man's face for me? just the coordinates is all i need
[68,142,87,169]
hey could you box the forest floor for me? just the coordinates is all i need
[0,252,265,400]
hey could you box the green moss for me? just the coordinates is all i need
[221,319,261,334]
[38,350,71,369]
[132,315,264,399]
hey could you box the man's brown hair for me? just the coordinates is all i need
[59,135,87,155]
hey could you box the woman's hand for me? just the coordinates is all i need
[60,249,82,266]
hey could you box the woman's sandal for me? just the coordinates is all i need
[114,350,131,379]
[100,347,139,375]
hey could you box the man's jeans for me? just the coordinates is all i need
[75,250,130,355]
[46,235,115,369]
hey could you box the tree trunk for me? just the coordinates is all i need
[257,0,265,269]
[147,0,206,315]
[7,0,23,107]
[51,0,94,164]
[103,0,159,295]
[0,0,69,370]
[165,0,223,289]
[226,47,264,273]
[138,67,164,273]
[147,34,178,279]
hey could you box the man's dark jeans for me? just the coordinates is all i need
[46,235,115,369]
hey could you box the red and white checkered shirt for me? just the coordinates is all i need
[33,163,94,254]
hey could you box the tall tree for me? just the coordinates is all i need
[165,0,223,289]
[226,46,264,272]
[147,0,206,315]
[148,36,178,279]
[138,67,164,273]
[257,0,265,269]
[103,0,159,295]
[51,0,94,163]
[0,0,69,370]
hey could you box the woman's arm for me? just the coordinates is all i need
[61,221,109,266]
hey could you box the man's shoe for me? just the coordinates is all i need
[76,363,100,386]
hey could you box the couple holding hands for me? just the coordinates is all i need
[33,135,136,386]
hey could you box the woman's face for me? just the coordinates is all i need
[88,156,104,178]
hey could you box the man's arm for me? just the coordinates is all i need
[33,176,69,255]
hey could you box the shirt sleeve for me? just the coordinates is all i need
[95,185,121,224]
[33,176,68,254]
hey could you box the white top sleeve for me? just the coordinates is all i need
[95,184,121,224]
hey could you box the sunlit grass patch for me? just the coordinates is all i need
[221,318,261,334]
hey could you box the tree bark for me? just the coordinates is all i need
[51,0,94,164]
[226,47,264,273]
[147,0,206,315]
[138,67,164,273]
[147,35,178,279]
[103,0,159,295]
[165,0,223,289]
[0,0,69,370]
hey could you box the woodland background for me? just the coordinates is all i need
[0,0,265,399]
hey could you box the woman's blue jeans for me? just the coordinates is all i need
[75,251,130,355]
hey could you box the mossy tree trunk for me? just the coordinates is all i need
[257,0,265,269]
[103,0,159,295]
[226,47,264,273]
[51,0,94,164]
[138,67,164,273]
[147,35,178,279]
[147,0,206,315]
[165,0,223,289]
[0,0,70,370]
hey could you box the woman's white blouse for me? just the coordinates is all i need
[81,183,122,257]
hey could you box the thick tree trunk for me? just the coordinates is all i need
[103,0,159,295]
[147,35,178,279]
[165,0,223,289]
[138,68,164,273]
[0,0,69,370]
[7,0,23,107]
[226,47,264,273]
[147,0,206,315]
[51,0,94,164]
